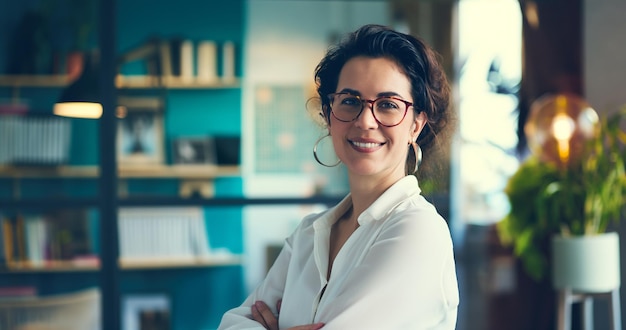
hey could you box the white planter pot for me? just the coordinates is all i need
[552,232,621,293]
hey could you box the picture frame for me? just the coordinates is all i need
[214,135,241,165]
[122,293,171,330]
[171,136,216,165]
[117,97,165,165]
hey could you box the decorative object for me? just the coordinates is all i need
[221,41,235,82]
[116,97,165,165]
[171,137,216,165]
[197,41,218,82]
[497,93,626,281]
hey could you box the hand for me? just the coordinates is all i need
[251,300,324,330]
[251,300,278,330]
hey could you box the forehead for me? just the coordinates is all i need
[337,56,411,98]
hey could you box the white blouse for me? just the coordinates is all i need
[218,176,459,329]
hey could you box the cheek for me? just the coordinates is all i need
[328,117,348,136]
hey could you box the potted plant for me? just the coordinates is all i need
[497,94,626,284]
[36,0,97,78]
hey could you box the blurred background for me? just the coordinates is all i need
[0,0,624,329]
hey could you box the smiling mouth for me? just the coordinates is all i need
[350,141,384,149]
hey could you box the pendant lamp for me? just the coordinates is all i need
[53,51,103,119]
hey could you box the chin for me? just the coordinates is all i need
[345,161,383,176]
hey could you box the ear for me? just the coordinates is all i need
[410,111,428,141]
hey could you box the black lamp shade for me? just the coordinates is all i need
[54,52,103,119]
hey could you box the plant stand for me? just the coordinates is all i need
[552,232,622,330]
[557,288,621,330]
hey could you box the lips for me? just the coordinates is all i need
[349,139,385,151]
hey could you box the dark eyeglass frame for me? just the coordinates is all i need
[327,92,414,127]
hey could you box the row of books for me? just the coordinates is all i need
[0,209,93,269]
[118,37,236,83]
[0,207,214,269]
[118,207,211,262]
[0,114,72,166]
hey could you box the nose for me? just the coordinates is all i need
[354,100,378,129]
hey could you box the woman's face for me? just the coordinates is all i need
[329,56,427,182]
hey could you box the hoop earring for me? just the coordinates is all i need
[409,142,423,174]
[313,134,341,167]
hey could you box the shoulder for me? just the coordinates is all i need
[383,195,453,248]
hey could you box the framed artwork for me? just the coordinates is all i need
[122,293,171,330]
[171,137,216,165]
[117,97,165,165]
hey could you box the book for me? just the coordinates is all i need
[24,215,47,267]
[0,216,9,268]
[14,214,26,263]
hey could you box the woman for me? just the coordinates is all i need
[219,24,458,330]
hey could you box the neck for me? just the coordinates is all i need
[347,172,405,220]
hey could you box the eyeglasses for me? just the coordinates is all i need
[327,92,413,127]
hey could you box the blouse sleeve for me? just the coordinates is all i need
[217,234,294,329]
[314,209,459,329]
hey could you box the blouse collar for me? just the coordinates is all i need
[317,176,422,229]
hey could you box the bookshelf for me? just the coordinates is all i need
[0,1,251,329]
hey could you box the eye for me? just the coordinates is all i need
[376,98,401,110]
[340,96,362,107]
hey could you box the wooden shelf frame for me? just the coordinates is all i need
[0,164,240,179]
[115,75,241,89]
[0,74,240,90]
[0,196,343,210]
[0,75,71,88]
[1,255,243,273]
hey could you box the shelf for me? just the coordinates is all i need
[1,255,242,273]
[0,75,70,88]
[118,164,240,178]
[0,198,101,209]
[0,164,240,179]
[119,254,242,270]
[118,196,343,207]
[0,74,240,90]
[0,196,343,210]
[2,260,99,273]
[115,75,241,89]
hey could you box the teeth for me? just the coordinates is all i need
[352,141,381,148]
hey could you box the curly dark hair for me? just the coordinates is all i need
[314,24,453,176]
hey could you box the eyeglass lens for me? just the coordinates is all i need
[329,93,409,126]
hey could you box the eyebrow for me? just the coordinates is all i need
[338,88,404,98]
